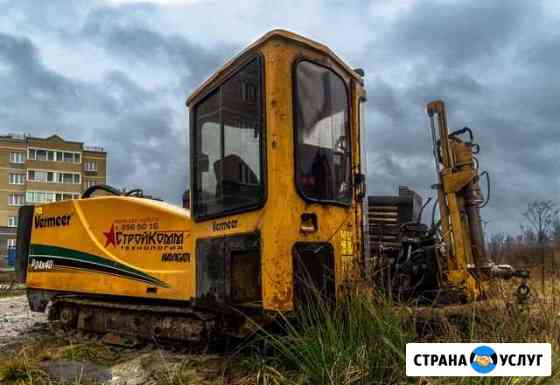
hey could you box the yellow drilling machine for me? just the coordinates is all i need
[15,30,527,342]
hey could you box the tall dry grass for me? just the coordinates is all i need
[244,277,560,385]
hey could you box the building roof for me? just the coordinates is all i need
[0,133,105,152]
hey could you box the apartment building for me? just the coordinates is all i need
[0,134,107,266]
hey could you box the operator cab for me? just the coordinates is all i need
[187,30,366,311]
[188,33,358,219]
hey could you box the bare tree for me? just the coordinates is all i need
[522,200,559,292]
[522,201,559,242]
[553,217,560,241]
[489,233,505,263]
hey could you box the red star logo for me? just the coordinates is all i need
[103,224,117,247]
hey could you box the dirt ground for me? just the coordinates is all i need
[0,295,254,385]
[0,295,47,347]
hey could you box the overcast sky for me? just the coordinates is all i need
[0,0,558,236]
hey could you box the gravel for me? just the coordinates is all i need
[0,294,47,347]
[0,295,234,384]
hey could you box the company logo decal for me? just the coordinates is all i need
[406,343,551,377]
[103,217,188,252]
[34,214,72,229]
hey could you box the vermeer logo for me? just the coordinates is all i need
[406,343,551,377]
[212,219,238,232]
[34,214,72,229]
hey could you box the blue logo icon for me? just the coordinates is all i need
[470,345,497,374]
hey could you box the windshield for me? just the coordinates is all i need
[294,60,351,204]
[192,57,265,219]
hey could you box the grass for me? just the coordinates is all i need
[58,342,116,366]
[0,341,56,385]
[0,290,25,298]
[235,288,412,385]
[0,355,47,385]
[2,277,560,385]
[239,279,560,385]
[0,338,109,385]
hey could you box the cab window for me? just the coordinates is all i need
[192,57,265,219]
[294,60,351,204]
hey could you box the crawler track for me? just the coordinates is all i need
[48,297,219,345]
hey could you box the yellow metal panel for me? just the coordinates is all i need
[442,170,475,194]
[27,197,194,301]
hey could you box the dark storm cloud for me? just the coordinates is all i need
[358,1,559,234]
[0,33,105,127]
[384,0,535,68]
[80,6,236,87]
[0,13,233,203]
[0,0,557,236]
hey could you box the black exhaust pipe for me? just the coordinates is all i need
[15,205,34,283]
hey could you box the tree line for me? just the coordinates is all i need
[488,201,559,268]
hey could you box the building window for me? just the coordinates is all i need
[26,191,55,203]
[55,192,79,201]
[9,173,25,185]
[85,180,97,189]
[8,193,24,206]
[27,170,49,183]
[25,191,78,203]
[28,170,80,184]
[57,172,80,184]
[8,216,17,227]
[9,152,25,164]
[36,149,47,161]
[7,239,16,249]
[85,160,97,171]
[28,148,81,164]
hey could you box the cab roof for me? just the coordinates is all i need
[186,29,362,107]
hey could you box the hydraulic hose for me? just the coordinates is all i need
[82,184,123,198]
[82,184,145,199]
[125,188,144,197]
[479,171,490,208]
[417,197,432,224]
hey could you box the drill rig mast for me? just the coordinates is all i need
[427,100,526,301]
[368,100,528,304]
